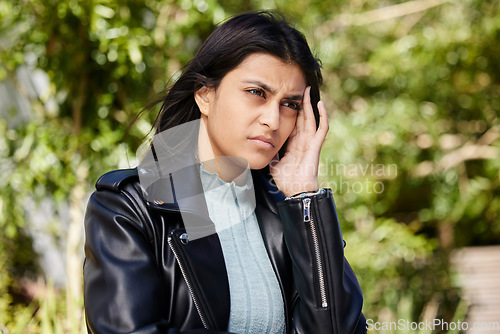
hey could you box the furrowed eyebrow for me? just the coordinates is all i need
[243,80,277,95]
[243,79,304,101]
[286,94,304,101]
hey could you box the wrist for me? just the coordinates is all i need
[287,190,319,198]
[281,181,318,197]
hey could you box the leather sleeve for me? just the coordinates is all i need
[83,186,231,334]
[277,190,367,334]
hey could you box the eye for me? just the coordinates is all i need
[247,88,266,98]
[282,101,302,111]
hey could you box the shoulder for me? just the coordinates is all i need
[87,168,147,223]
[86,168,156,241]
[95,168,139,192]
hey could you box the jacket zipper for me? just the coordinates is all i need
[303,198,328,308]
[167,235,210,329]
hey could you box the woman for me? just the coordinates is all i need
[84,10,366,334]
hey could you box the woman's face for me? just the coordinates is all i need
[196,52,307,170]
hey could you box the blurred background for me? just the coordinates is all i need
[0,0,499,333]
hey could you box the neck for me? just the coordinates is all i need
[198,117,249,184]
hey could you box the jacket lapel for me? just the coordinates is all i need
[146,164,230,330]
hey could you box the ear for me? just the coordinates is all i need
[194,85,213,117]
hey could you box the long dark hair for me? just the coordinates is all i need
[152,10,323,136]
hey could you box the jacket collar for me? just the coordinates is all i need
[143,165,282,215]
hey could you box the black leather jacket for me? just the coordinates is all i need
[83,167,366,334]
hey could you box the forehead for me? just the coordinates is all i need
[224,52,307,91]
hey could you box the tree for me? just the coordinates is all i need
[1,0,499,331]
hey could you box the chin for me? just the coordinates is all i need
[248,162,267,170]
[245,146,284,170]
[246,155,274,170]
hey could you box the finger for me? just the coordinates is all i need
[302,86,316,134]
[295,87,307,133]
[315,100,329,141]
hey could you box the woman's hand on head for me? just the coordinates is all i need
[269,86,329,198]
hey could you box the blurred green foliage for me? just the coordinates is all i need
[0,0,499,332]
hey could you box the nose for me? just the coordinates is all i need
[259,103,280,130]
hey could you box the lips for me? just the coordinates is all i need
[249,135,275,149]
